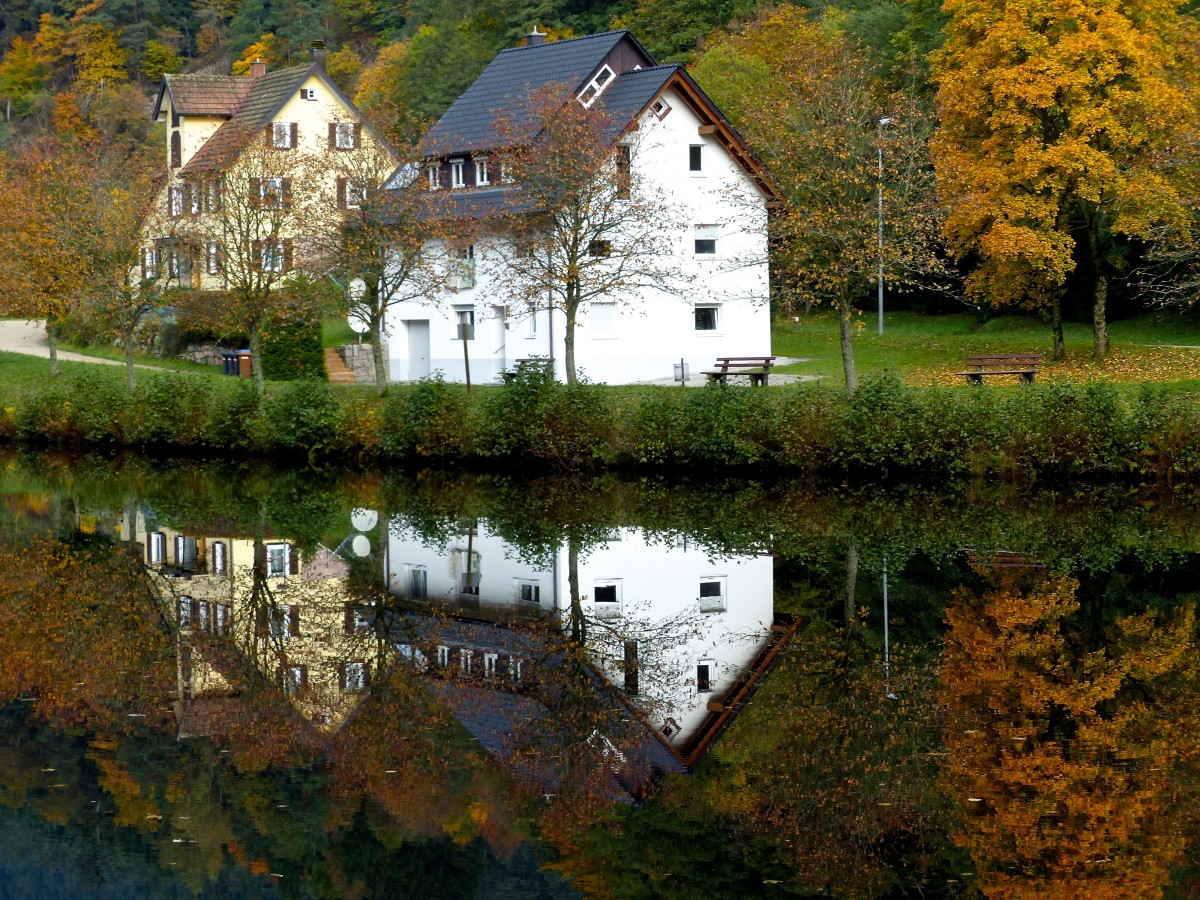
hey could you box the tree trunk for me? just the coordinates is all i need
[124,330,137,391]
[564,303,578,386]
[1051,295,1065,361]
[567,538,584,645]
[46,319,59,377]
[249,325,265,396]
[843,541,858,626]
[1093,269,1109,360]
[371,316,388,395]
[839,300,858,396]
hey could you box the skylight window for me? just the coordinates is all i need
[578,64,616,108]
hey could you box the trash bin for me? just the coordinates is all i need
[220,351,237,375]
[237,350,252,378]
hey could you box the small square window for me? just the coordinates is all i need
[694,224,718,255]
[517,579,540,603]
[588,239,611,257]
[689,144,703,172]
[650,98,671,120]
[455,308,475,341]
[301,88,317,100]
[695,306,718,331]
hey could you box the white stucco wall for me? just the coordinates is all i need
[384,83,772,385]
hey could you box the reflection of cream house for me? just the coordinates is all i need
[125,511,380,732]
[146,43,392,287]
[386,522,799,765]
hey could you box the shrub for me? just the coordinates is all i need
[64,370,131,445]
[204,377,263,452]
[260,314,325,382]
[479,367,612,466]
[382,374,476,460]
[264,378,342,460]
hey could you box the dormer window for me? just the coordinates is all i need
[578,64,615,107]
[427,164,440,190]
[450,158,465,189]
[650,98,672,120]
[475,158,490,186]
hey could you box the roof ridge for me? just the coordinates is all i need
[496,29,629,54]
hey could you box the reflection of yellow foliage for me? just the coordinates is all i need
[91,754,161,828]
[941,573,1194,898]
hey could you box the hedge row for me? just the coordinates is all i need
[2,368,1199,482]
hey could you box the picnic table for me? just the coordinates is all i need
[702,356,777,386]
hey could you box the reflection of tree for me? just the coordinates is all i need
[941,572,1196,897]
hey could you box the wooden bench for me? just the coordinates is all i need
[958,353,1044,385]
[702,356,777,386]
[500,357,554,383]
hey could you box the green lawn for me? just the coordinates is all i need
[773,309,1200,388]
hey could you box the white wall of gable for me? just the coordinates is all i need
[383,81,771,385]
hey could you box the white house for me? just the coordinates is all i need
[383,30,777,385]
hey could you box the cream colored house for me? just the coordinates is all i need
[146,42,392,288]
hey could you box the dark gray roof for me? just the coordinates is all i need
[593,65,679,141]
[422,30,650,156]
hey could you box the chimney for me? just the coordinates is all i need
[526,27,546,47]
[249,59,266,78]
[310,40,327,70]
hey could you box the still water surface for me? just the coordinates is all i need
[1,449,1198,898]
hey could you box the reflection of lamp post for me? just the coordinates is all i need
[877,117,894,336]
[883,555,897,699]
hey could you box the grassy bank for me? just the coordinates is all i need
[2,353,1199,485]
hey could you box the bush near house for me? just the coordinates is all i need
[261,314,327,381]
[3,365,1200,486]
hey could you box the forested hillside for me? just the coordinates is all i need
[0,0,941,146]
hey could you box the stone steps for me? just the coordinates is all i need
[324,348,357,384]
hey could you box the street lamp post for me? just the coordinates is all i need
[877,117,894,336]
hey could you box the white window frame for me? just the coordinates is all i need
[697,659,716,692]
[593,579,622,617]
[345,181,364,209]
[206,241,220,276]
[694,224,719,256]
[526,308,538,338]
[344,661,366,691]
[261,241,285,273]
[578,64,615,107]
[334,121,357,150]
[483,653,499,679]
[698,576,727,613]
[272,121,294,149]
[169,185,185,217]
[437,645,451,667]
[260,176,284,208]
[460,648,472,674]
[408,565,428,599]
[650,98,672,120]
[475,158,490,185]
[454,307,475,341]
[427,164,441,190]
[689,143,704,174]
[694,304,720,333]
[143,248,159,280]
[301,88,317,101]
[516,578,541,604]
[266,542,289,577]
[450,158,465,189]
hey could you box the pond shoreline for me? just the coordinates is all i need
[2,367,1198,484]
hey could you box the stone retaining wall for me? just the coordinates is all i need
[337,343,388,384]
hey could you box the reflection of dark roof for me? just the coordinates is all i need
[422,30,651,156]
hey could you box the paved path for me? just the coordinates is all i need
[639,357,819,386]
[0,319,167,370]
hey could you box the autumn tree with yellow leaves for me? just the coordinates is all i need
[931,0,1198,360]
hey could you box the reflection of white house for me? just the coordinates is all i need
[383,30,776,385]
[386,522,791,755]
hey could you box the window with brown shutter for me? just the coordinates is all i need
[282,239,293,272]
[615,145,631,200]
[328,122,337,149]
[281,178,291,208]
[288,604,300,637]
[249,177,261,207]
[170,131,181,168]
[336,176,346,208]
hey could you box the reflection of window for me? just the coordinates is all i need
[517,579,540,603]
[509,657,524,682]
[594,580,621,617]
[214,603,230,634]
[270,604,299,640]
[484,653,499,678]
[284,665,307,696]
[146,531,166,564]
[699,576,726,612]
[623,640,639,695]
[409,566,427,599]
[342,661,366,691]
[206,241,221,276]
[437,645,451,667]
[178,596,195,629]
[266,542,290,576]
[697,661,713,692]
[459,648,472,674]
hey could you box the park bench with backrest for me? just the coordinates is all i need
[957,353,1044,384]
[499,357,554,383]
[702,356,777,386]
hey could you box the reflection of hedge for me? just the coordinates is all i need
[5,369,1200,487]
[261,314,325,381]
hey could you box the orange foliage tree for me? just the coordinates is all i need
[931,0,1198,360]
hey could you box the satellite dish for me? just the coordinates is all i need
[351,534,371,558]
[350,508,378,531]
